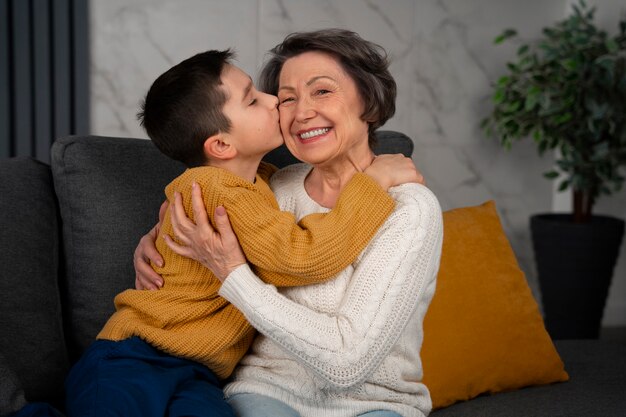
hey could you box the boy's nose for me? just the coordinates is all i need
[264,92,279,109]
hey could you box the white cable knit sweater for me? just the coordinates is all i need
[219,164,443,417]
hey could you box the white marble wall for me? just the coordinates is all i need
[89,0,626,326]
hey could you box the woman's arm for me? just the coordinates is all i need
[219,184,443,389]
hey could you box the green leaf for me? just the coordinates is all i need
[606,39,619,53]
[562,58,579,71]
[554,112,573,125]
[497,76,510,86]
[539,93,552,111]
[544,170,560,179]
[557,159,571,170]
[504,101,522,113]
[593,142,609,158]
[493,89,505,104]
[494,29,517,44]
[517,45,530,56]
[594,55,616,85]
[543,28,556,38]
[524,86,542,111]
[586,99,608,119]
[558,180,571,191]
[506,62,519,72]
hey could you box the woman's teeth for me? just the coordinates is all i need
[299,128,329,140]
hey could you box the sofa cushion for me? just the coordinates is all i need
[0,157,68,406]
[0,352,27,415]
[422,201,568,409]
[51,136,186,360]
[431,340,626,416]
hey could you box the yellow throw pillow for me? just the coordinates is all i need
[422,201,569,409]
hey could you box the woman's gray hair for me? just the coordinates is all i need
[259,29,396,149]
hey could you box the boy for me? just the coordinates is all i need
[65,50,411,416]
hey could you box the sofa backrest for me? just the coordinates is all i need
[50,136,186,361]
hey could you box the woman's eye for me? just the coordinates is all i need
[316,89,331,95]
[249,99,257,106]
[280,97,294,104]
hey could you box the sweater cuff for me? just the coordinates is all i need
[218,264,267,310]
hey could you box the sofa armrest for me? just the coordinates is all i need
[0,157,69,407]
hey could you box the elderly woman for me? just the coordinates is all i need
[136,29,443,417]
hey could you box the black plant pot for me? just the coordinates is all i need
[530,214,624,340]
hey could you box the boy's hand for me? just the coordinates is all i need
[134,200,168,290]
[365,154,425,190]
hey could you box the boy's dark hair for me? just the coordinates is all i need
[138,49,234,167]
[258,29,396,149]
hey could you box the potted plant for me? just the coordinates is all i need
[482,0,626,339]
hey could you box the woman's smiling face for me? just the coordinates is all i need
[277,51,370,166]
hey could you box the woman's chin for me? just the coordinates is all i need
[287,143,325,163]
[288,139,337,163]
[297,150,344,167]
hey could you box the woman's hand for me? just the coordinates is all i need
[364,154,425,190]
[134,200,168,290]
[165,182,247,282]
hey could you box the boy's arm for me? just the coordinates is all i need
[226,172,395,287]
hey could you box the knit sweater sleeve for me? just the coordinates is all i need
[226,173,395,287]
[219,184,443,389]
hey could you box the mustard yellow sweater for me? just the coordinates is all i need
[98,162,394,378]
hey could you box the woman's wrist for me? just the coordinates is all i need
[218,264,259,298]
[211,260,248,283]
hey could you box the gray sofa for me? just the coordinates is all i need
[1,133,624,416]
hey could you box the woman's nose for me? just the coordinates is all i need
[295,96,315,121]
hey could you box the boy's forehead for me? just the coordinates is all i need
[221,64,253,101]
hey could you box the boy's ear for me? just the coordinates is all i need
[203,133,237,160]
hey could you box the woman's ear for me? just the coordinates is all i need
[204,134,237,161]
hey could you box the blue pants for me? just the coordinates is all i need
[65,337,235,417]
[8,403,63,417]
